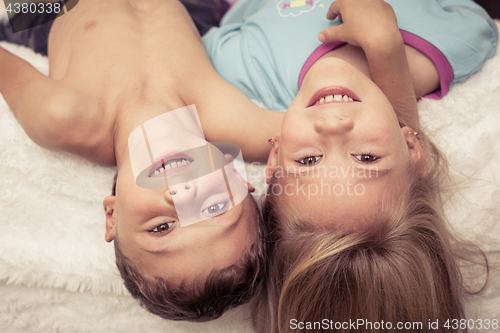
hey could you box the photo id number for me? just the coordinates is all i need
[6,2,62,14]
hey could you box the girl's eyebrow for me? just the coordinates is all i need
[287,169,310,177]
[355,167,393,179]
[286,167,393,178]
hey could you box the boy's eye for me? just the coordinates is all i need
[353,154,379,163]
[202,202,228,216]
[150,222,174,233]
[297,156,322,166]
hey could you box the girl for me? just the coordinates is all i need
[203,0,498,331]
[0,0,282,322]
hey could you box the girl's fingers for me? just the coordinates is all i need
[318,26,343,43]
[326,0,341,20]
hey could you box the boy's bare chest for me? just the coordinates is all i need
[47,0,199,80]
[42,0,206,165]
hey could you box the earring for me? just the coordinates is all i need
[170,190,177,196]
[268,138,274,145]
[403,124,420,139]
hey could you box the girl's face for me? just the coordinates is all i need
[267,57,424,231]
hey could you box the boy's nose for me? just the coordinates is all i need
[167,181,196,205]
[314,115,354,135]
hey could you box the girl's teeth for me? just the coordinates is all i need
[181,160,187,165]
[159,167,165,172]
[176,161,183,166]
[186,160,190,164]
[317,94,355,104]
[154,170,160,175]
[170,163,177,168]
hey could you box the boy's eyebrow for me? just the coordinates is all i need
[142,205,246,254]
[142,243,173,254]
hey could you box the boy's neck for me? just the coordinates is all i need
[113,97,187,171]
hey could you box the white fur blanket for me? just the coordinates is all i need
[1,21,500,332]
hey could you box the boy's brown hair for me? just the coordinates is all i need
[111,175,267,321]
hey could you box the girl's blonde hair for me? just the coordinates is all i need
[253,132,488,333]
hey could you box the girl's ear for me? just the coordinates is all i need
[103,196,117,242]
[266,134,280,184]
[402,127,426,178]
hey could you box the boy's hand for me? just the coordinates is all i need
[319,0,400,51]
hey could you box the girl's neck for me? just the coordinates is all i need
[320,44,373,80]
[320,43,421,130]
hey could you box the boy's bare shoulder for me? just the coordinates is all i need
[52,89,116,165]
[31,85,116,166]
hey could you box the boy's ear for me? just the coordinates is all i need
[266,134,280,184]
[225,154,256,192]
[246,182,255,193]
[402,127,426,178]
[103,196,117,242]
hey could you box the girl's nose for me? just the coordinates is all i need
[314,115,354,135]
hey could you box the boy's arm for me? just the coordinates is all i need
[319,0,420,130]
[197,74,284,163]
[0,47,86,151]
[189,62,284,163]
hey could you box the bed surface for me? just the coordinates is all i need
[0,21,499,332]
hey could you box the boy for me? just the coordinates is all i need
[0,0,283,321]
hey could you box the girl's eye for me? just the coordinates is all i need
[202,202,228,216]
[149,222,175,234]
[353,153,379,163]
[297,156,322,166]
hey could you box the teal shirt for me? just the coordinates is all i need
[203,0,498,111]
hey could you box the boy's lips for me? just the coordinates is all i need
[148,152,194,178]
[307,86,361,107]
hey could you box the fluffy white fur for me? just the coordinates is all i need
[1,21,500,332]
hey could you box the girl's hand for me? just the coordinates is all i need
[319,0,400,52]
[319,0,420,130]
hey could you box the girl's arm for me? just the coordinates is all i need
[319,0,421,130]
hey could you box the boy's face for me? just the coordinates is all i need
[103,160,257,284]
[266,57,424,231]
[104,105,256,284]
